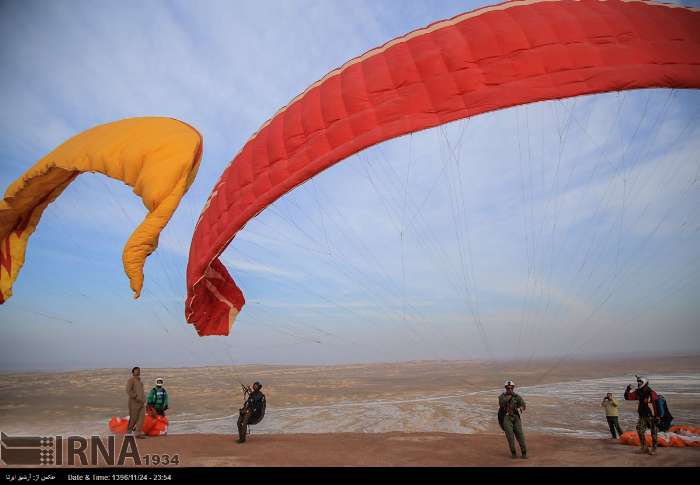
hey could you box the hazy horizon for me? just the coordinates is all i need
[2,351,699,374]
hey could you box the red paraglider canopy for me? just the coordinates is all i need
[186,0,700,336]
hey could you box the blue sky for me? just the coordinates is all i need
[1,0,699,371]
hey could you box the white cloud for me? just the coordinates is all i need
[220,255,301,280]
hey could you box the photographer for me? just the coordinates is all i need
[601,392,623,439]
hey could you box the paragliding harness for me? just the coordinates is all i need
[239,384,266,436]
[629,385,659,418]
[657,395,674,432]
[498,394,521,431]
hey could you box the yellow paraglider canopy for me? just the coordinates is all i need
[0,117,203,303]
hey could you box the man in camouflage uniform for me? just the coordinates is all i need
[498,380,527,459]
[624,376,660,455]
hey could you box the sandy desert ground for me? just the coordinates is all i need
[95,431,700,467]
[1,356,699,466]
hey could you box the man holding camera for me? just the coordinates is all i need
[601,392,624,439]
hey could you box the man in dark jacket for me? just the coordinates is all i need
[237,381,266,443]
[624,376,660,455]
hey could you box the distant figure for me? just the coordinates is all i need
[657,394,673,432]
[147,377,169,417]
[601,392,624,439]
[624,375,660,455]
[126,367,147,439]
[237,381,266,443]
[498,380,527,459]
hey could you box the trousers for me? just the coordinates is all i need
[606,416,623,438]
[127,400,145,434]
[636,416,658,449]
[237,409,252,441]
[502,414,526,455]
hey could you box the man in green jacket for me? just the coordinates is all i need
[498,380,527,459]
[147,377,169,417]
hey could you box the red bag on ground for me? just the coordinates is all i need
[142,414,157,434]
[619,432,638,445]
[108,414,168,436]
[108,416,129,434]
[146,415,169,436]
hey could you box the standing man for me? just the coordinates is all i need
[498,380,527,459]
[126,367,147,439]
[237,381,266,443]
[624,375,660,455]
[601,392,624,439]
[147,377,169,417]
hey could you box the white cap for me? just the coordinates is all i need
[504,380,515,387]
[636,376,648,388]
[156,377,164,385]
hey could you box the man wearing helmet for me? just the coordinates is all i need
[498,380,527,459]
[237,381,266,443]
[624,375,660,455]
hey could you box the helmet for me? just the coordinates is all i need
[504,380,515,388]
[156,377,164,386]
[636,376,648,388]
